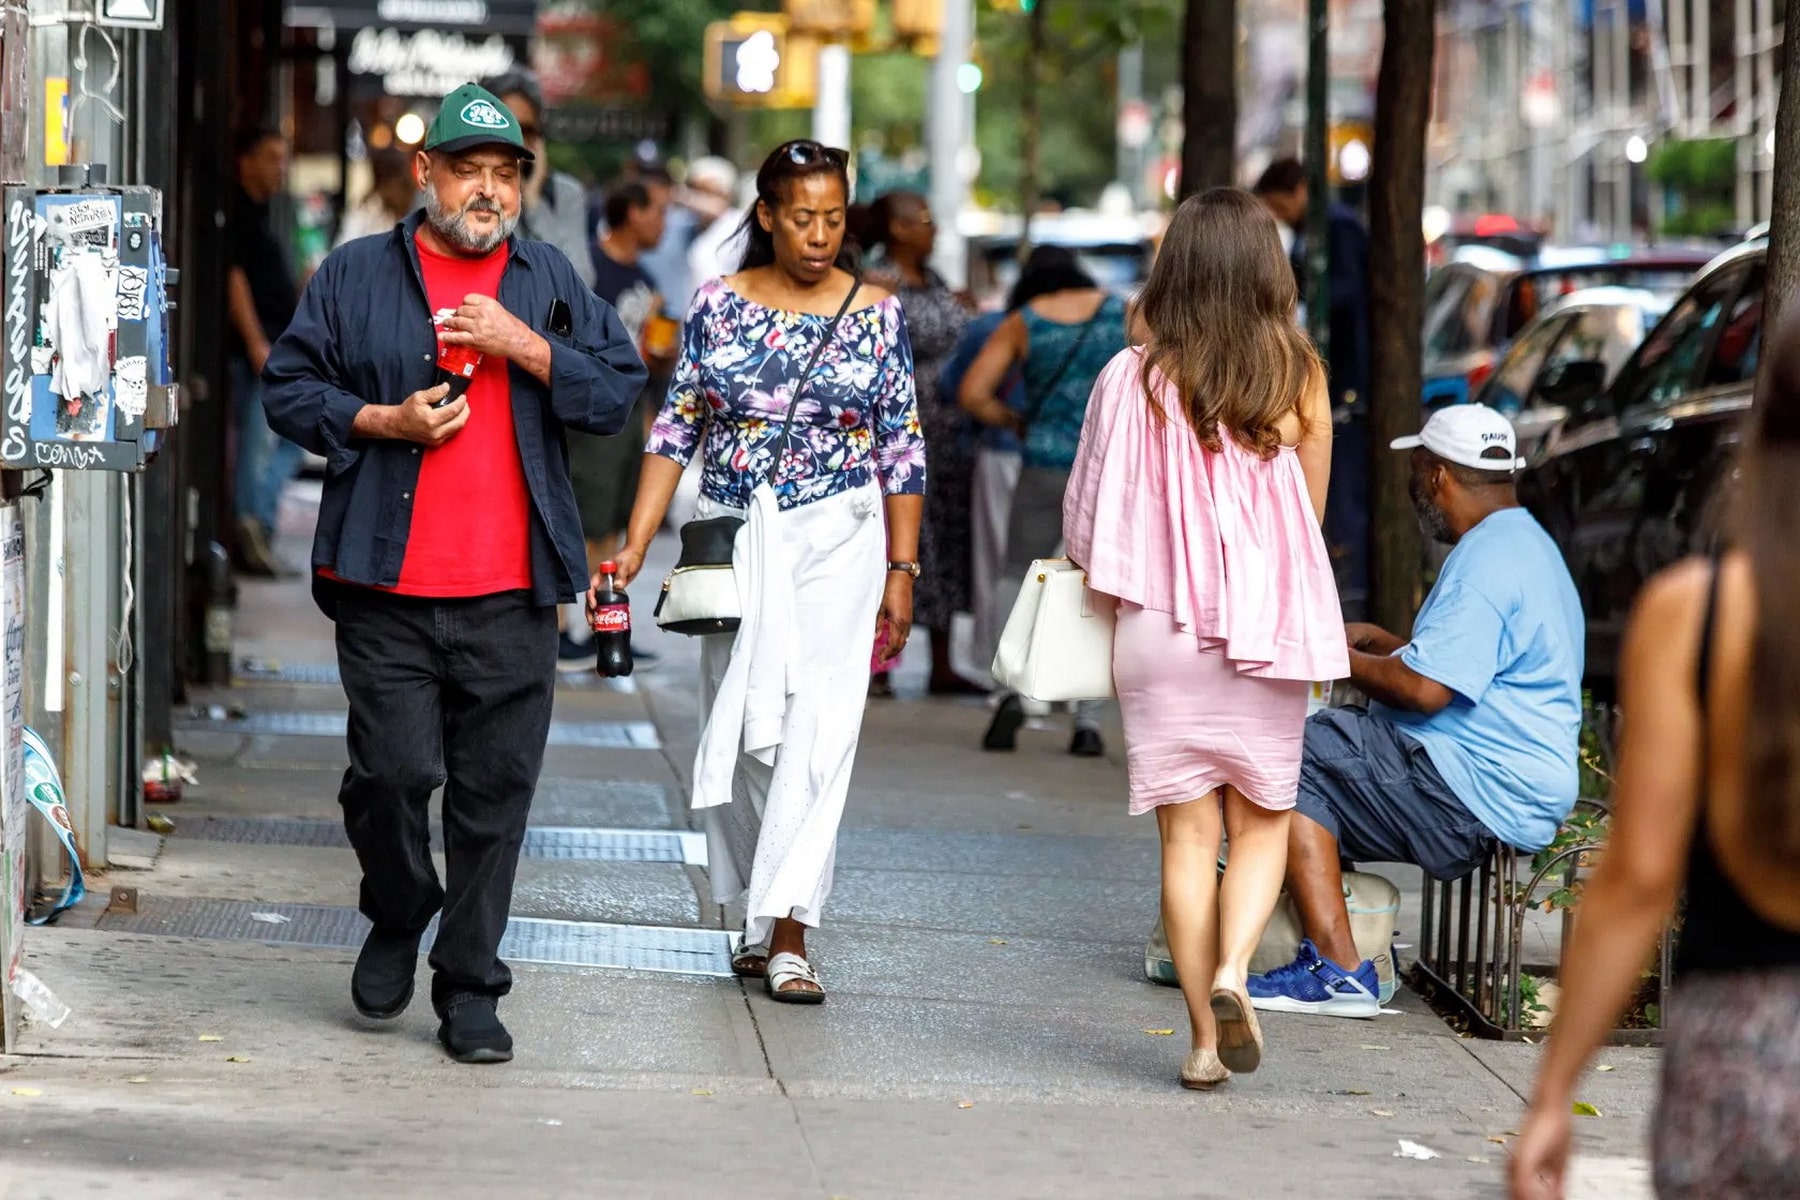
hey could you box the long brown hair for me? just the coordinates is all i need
[1738,303,1800,862]
[1135,188,1322,456]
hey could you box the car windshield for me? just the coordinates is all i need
[1497,266,1699,339]
[1422,266,1503,359]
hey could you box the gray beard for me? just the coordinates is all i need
[422,182,517,254]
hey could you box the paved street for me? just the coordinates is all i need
[0,488,1659,1199]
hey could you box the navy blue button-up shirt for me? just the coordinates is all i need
[263,212,647,609]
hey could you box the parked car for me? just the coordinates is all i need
[1426,213,1543,267]
[962,211,1154,308]
[1420,246,1713,409]
[1518,235,1765,697]
[1474,286,1672,459]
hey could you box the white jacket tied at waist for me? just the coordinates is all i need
[692,481,789,809]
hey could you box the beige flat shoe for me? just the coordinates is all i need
[1209,984,1265,1074]
[1180,1046,1230,1091]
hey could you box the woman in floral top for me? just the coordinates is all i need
[603,141,926,1003]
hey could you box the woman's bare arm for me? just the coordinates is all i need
[958,313,1028,432]
[1294,366,1333,523]
[1528,562,1707,1106]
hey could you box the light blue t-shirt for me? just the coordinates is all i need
[1373,508,1585,851]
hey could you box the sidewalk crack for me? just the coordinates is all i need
[1456,1034,1529,1103]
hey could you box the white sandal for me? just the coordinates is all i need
[765,951,825,1005]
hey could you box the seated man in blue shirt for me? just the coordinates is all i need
[1249,405,1585,1018]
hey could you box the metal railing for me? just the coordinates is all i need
[1411,797,1674,1044]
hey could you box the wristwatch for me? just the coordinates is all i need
[886,560,921,579]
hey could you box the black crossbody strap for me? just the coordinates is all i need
[767,277,862,491]
[1024,308,1099,427]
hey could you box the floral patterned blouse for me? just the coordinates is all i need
[647,279,926,510]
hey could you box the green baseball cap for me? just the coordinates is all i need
[423,82,535,161]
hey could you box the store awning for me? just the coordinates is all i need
[286,0,538,37]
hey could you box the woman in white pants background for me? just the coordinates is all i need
[602,140,925,1003]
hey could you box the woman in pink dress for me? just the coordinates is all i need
[1064,188,1347,1088]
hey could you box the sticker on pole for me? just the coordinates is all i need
[97,0,165,30]
[21,729,83,923]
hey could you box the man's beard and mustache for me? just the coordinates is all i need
[1409,470,1454,544]
[424,181,517,254]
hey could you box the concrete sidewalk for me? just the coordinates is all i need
[0,485,1658,1199]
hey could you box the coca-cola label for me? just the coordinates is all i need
[433,308,483,379]
[591,603,630,634]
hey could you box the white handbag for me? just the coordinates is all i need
[990,558,1116,702]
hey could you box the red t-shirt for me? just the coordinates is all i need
[391,238,534,596]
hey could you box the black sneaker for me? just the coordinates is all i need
[351,926,425,1020]
[629,641,660,665]
[437,994,513,1064]
[982,695,1026,752]
[1070,728,1106,758]
[557,632,592,662]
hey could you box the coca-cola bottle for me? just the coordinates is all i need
[591,561,633,678]
[433,308,483,405]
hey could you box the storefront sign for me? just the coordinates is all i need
[347,27,521,99]
[288,0,538,36]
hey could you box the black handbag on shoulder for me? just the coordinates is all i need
[654,278,863,636]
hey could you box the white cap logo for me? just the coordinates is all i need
[461,99,511,130]
[1389,404,1526,472]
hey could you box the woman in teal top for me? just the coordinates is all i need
[959,246,1132,758]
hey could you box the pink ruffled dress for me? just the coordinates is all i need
[1063,348,1349,813]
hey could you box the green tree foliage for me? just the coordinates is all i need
[973,0,1181,207]
[1646,138,1739,238]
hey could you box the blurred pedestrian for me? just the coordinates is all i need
[484,69,595,290]
[641,158,734,315]
[1254,158,1371,618]
[601,140,925,1002]
[262,83,647,1063]
[860,191,982,696]
[559,178,675,665]
[229,126,302,578]
[688,161,754,290]
[939,300,1028,679]
[335,147,418,247]
[1510,311,1800,1199]
[1064,189,1342,1087]
[959,245,1130,757]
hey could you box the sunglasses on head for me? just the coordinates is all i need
[781,140,848,169]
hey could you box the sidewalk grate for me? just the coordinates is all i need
[239,658,641,696]
[238,660,342,685]
[97,897,734,977]
[174,817,706,865]
[173,711,661,749]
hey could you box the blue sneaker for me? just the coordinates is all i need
[1247,939,1381,1019]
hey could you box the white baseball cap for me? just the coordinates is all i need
[1389,404,1525,472]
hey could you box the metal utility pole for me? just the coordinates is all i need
[1116,40,1146,203]
[1018,0,1048,260]
[813,42,852,149]
[929,0,974,287]
[1304,0,1329,357]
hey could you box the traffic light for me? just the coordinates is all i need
[704,14,819,109]
[784,0,874,38]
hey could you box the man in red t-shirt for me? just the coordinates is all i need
[262,83,646,1065]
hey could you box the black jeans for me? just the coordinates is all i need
[332,585,557,1013]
